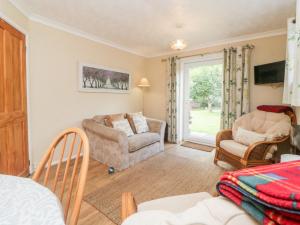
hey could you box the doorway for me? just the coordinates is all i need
[181,55,223,146]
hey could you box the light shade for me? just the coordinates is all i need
[170,39,187,50]
[138,78,151,87]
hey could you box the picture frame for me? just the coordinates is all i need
[78,63,131,93]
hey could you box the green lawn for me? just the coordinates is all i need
[189,109,220,135]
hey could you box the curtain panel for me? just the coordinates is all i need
[221,45,253,129]
[166,57,178,143]
[283,18,300,106]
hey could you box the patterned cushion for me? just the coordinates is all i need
[132,114,149,134]
[112,119,134,137]
[234,127,266,146]
[126,112,140,133]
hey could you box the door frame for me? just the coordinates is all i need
[0,13,33,173]
[178,53,223,146]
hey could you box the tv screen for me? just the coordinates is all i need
[254,61,285,85]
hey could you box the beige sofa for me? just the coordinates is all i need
[82,114,166,171]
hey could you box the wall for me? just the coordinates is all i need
[28,22,146,167]
[1,0,146,168]
[0,0,29,32]
[144,35,287,120]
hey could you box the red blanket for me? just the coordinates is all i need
[217,161,300,225]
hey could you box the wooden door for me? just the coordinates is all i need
[0,19,29,176]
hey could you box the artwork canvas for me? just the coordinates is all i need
[79,64,131,93]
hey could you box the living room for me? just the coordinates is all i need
[0,0,300,225]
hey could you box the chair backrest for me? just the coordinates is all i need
[32,128,89,225]
[232,110,291,139]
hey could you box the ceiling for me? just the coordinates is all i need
[11,0,296,57]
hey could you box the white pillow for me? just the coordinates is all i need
[234,127,267,146]
[112,119,134,137]
[132,114,149,134]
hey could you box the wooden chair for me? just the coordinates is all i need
[33,128,90,225]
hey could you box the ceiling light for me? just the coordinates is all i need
[170,39,187,50]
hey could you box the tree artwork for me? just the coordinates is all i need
[81,66,130,92]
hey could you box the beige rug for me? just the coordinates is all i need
[181,141,214,152]
[84,150,225,224]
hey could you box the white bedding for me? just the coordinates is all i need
[122,196,258,225]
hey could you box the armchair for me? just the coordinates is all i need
[214,110,292,169]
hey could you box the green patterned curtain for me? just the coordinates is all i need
[221,45,253,129]
[167,57,178,143]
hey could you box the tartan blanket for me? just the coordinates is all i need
[217,161,300,225]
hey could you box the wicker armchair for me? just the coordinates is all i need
[214,110,293,169]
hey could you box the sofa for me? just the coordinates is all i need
[82,113,166,171]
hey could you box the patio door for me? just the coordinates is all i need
[181,55,223,146]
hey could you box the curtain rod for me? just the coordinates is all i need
[161,44,255,62]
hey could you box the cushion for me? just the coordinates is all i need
[104,113,126,127]
[123,196,257,225]
[257,105,294,113]
[220,140,248,158]
[234,127,267,146]
[138,192,212,213]
[112,119,134,137]
[232,110,291,140]
[126,112,142,133]
[128,132,160,153]
[127,113,149,134]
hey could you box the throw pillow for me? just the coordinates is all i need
[234,127,267,146]
[132,114,149,134]
[126,112,143,133]
[112,119,134,137]
[104,113,125,127]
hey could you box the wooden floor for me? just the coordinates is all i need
[76,144,223,225]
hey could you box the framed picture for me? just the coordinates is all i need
[78,63,131,93]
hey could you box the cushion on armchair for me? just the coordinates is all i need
[234,127,267,146]
[220,140,248,158]
[232,110,291,141]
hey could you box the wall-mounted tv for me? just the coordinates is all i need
[254,61,285,85]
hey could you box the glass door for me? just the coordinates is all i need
[182,56,223,146]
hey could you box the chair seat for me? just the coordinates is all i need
[128,132,160,153]
[138,192,212,213]
[220,140,248,158]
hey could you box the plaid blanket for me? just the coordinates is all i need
[217,161,300,225]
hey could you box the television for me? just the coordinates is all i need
[254,61,285,85]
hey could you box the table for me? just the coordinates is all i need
[0,174,65,225]
[280,154,300,162]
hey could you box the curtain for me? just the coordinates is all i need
[221,45,253,129]
[166,57,178,143]
[283,18,300,106]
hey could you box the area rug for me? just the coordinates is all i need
[84,151,225,224]
[181,141,214,152]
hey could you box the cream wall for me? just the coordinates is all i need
[1,0,146,168]
[144,35,287,120]
[28,22,146,167]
